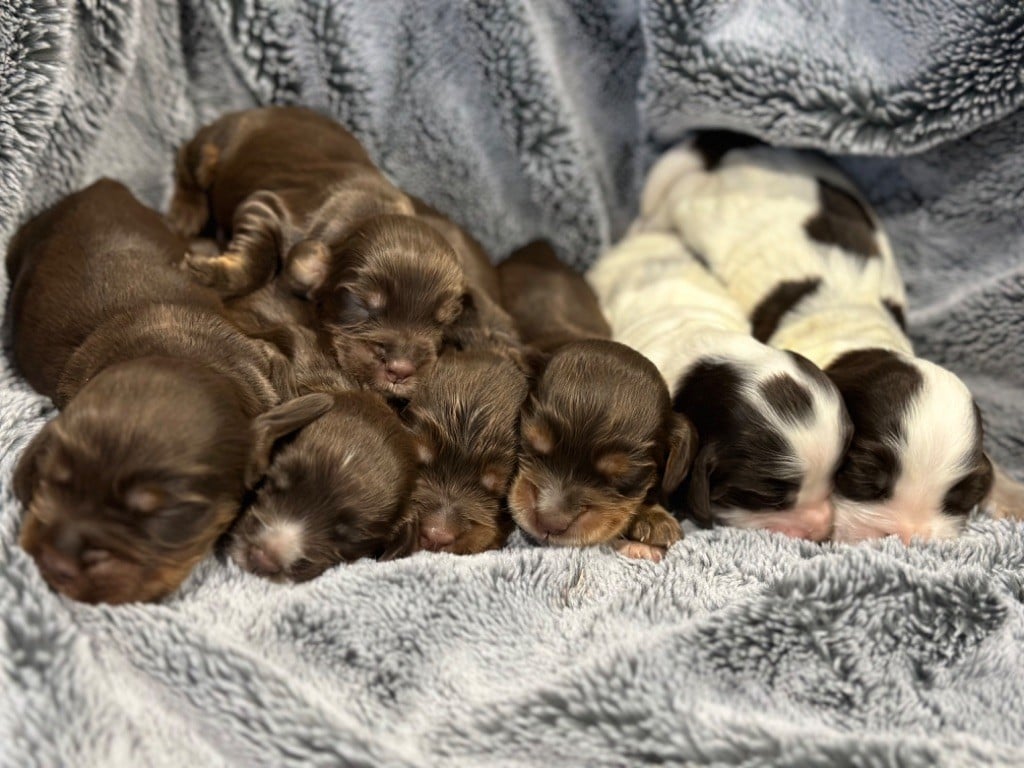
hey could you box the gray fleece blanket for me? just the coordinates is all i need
[2,1,1023,765]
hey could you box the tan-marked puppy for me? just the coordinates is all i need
[401,350,528,554]
[499,241,696,561]
[229,392,420,582]
[6,181,292,604]
[168,106,466,399]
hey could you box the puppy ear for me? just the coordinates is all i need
[284,239,332,298]
[247,393,336,488]
[380,511,420,560]
[13,423,55,505]
[662,413,698,494]
[984,456,1024,521]
[685,444,716,526]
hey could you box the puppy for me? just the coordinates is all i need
[6,178,220,399]
[652,133,998,542]
[499,242,696,559]
[169,106,466,399]
[588,231,850,542]
[6,182,292,604]
[400,349,527,554]
[229,392,420,581]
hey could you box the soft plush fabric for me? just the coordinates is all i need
[1,1,1022,764]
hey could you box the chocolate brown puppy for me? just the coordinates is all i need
[168,106,466,399]
[401,349,528,554]
[6,182,294,604]
[229,392,420,582]
[499,242,696,560]
[6,178,220,399]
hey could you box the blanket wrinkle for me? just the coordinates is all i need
[2,1,1024,765]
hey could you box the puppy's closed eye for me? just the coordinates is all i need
[595,452,654,496]
[835,440,897,501]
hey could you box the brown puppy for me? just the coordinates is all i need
[410,197,528,366]
[168,106,466,399]
[229,392,420,582]
[6,182,294,604]
[6,178,220,399]
[401,349,529,554]
[498,242,697,561]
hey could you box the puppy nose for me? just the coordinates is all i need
[248,547,282,575]
[38,548,80,586]
[420,525,456,551]
[535,516,572,537]
[385,359,417,383]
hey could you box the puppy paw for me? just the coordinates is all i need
[614,540,667,563]
[182,248,251,297]
[626,504,682,549]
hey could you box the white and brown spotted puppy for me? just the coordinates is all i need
[588,230,850,542]
[653,131,1000,542]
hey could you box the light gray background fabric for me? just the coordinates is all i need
[1,1,1022,764]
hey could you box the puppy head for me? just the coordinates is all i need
[508,340,695,547]
[230,392,419,582]
[286,215,466,398]
[16,360,252,604]
[827,349,992,543]
[674,347,850,542]
[401,350,528,554]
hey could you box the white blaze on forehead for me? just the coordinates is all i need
[744,350,847,507]
[887,359,979,519]
[256,519,306,569]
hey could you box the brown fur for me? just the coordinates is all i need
[6,179,220,399]
[499,243,695,552]
[7,181,292,604]
[401,350,529,554]
[168,106,467,399]
[230,392,420,581]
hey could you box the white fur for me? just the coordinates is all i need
[639,140,907,347]
[587,226,847,532]
[832,359,980,543]
[256,519,306,569]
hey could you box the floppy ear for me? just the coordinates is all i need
[246,393,336,488]
[13,422,55,505]
[662,413,698,494]
[685,444,716,526]
[284,239,332,298]
[984,455,1024,521]
[380,511,420,560]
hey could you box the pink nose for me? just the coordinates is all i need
[248,547,282,575]
[535,515,572,538]
[420,525,456,551]
[386,359,416,383]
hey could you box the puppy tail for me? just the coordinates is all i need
[986,461,1024,521]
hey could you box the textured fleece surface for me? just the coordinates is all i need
[1,1,1023,765]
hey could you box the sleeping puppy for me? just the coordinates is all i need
[229,392,420,581]
[169,106,466,399]
[654,132,999,542]
[588,231,850,542]
[499,241,696,560]
[5,181,298,604]
[6,178,220,399]
[400,349,528,554]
